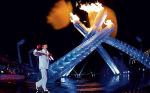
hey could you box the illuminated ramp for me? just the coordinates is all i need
[48,25,113,81]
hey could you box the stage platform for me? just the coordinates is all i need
[0,73,150,93]
[0,74,25,83]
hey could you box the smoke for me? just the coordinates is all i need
[47,0,72,30]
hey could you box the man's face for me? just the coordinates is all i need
[43,44,48,49]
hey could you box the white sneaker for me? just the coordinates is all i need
[36,91,41,93]
[43,90,50,93]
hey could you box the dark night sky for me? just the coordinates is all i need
[0,0,150,65]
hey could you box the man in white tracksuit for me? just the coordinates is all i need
[33,44,54,93]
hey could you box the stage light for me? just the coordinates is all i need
[1,70,4,74]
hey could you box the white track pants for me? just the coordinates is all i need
[36,69,48,91]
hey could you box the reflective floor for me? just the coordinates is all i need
[1,72,150,93]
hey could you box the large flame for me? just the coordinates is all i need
[80,2,104,13]
[47,1,117,37]
[77,2,117,37]
[80,3,104,27]
[71,3,107,30]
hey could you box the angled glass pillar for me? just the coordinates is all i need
[72,21,120,75]
[104,37,150,68]
[48,25,114,82]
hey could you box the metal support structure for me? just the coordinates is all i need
[17,39,25,64]
[28,49,34,67]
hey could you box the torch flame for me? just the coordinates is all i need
[104,20,113,28]
[79,2,106,29]
[70,2,117,37]
[70,13,80,23]
[80,2,104,13]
